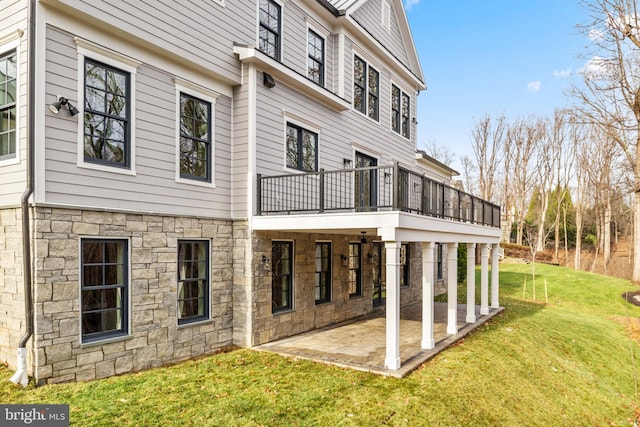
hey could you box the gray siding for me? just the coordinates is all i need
[44,26,233,218]
[231,66,251,219]
[351,0,411,67]
[49,0,255,84]
[254,69,416,178]
[0,0,28,207]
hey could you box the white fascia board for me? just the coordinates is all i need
[233,45,350,112]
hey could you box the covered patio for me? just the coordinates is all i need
[256,301,504,378]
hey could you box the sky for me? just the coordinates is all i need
[404,1,591,170]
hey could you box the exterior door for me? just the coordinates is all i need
[355,151,377,211]
[372,242,386,307]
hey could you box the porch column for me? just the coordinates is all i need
[446,242,458,335]
[466,243,476,323]
[421,242,435,349]
[384,241,401,370]
[491,243,500,308]
[480,243,490,315]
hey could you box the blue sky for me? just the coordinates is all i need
[405,1,589,168]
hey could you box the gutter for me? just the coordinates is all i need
[11,0,36,388]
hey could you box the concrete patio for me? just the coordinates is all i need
[255,302,504,378]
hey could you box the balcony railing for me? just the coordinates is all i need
[257,163,501,228]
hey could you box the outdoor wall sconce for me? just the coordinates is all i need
[343,158,352,169]
[340,254,348,267]
[412,117,418,125]
[263,72,276,88]
[48,97,79,116]
[367,252,374,264]
[360,231,367,244]
[384,172,391,184]
[261,255,271,271]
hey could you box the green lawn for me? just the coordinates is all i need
[2,261,640,426]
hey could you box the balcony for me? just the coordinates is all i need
[257,163,500,228]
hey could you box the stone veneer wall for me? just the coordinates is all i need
[250,232,431,346]
[0,208,26,371]
[31,207,239,384]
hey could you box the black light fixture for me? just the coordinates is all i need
[263,72,276,88]
[360,231,367,244]
[340,254,348,267]
[261,255,271,271]
[48,97,79,116]
[343,158,352,169]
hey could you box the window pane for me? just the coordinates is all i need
[177,241,209,323]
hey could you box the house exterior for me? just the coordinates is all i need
[0,0,501,385]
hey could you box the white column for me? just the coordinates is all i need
[446,242,458,335]
[466,243,476,323]
[491,243,500,308]
[384,241,401,370]
[480,243,489,315]
[421,242,435,349]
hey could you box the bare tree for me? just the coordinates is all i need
[572,0,640,281]
[459,155,477,195]
[422,139,456,166]
[471,113,507,201]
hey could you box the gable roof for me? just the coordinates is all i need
[318,0,425,87]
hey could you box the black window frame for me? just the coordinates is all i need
[349,242,362,297]
[83,58,131,168]
[353,55,379,121]
[272,241,293,313]
[307,29,325,86]
[286,122,318,172]
[179,92,212,182]
[0,50,17,161]
[400,243,410,287]
[315,242,332,304]
[177,240,210,325]
[259,0,281,60]
[80,238,129,343]
[436,243,443,280]
[391,84,410,139]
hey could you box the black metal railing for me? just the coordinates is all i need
[257,163,500,228]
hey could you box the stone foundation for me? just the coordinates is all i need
[30,207,239,384]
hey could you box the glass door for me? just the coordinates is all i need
[355,151,377,211]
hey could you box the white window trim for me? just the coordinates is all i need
[174,78,218,188]
[382,0,391,33]
[306,22,328,88]
[78,236,132,346]
[177,239,213,327]
[352,51,381,125]
[282,112,320,174]
[0,31,23,167]
[256,0,285,62]
[75,38,140,176]
[389,80,411,140]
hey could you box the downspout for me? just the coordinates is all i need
[11,0,36,388]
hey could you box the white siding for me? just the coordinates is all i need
[43,26,233,218]
[0,0,28,207]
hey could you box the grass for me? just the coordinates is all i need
[2,261,640,426]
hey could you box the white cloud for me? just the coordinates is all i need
[588,28,605,41]
[527,81,542,93]
[579,56,613,79]
[404,0,420,11]
[553,68,572,78]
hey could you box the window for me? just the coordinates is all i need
[177,241,210,325]
[83,58,130,167]
[436,244,443,280]
[307,30,324,86]
[259,0,281,60]
[400,243,410,286]
[0,50,17,161]
[286,122,317,172]
[349,242,362,297]
[353,55,379,121]
[391,84,410,139]
[179,92,212,182]
[272,241,293,312]
[81,239,128,342]
[315,242,331,304]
